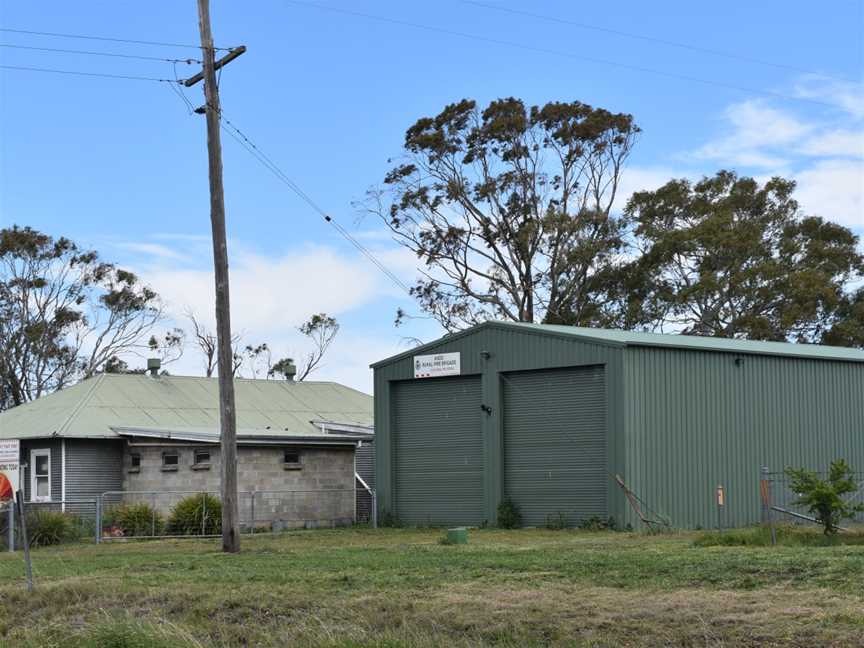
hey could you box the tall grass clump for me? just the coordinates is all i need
[166,494,221,536]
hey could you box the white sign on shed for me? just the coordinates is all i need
[414,352,461,379]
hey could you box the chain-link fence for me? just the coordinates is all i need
[761,468,864,528]
[97,488,377,541]
[2,487,377,549]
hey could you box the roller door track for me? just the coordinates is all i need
[393,375,483,526]
[503,365,607,527]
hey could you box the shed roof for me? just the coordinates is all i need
[0,373,373,441]
[372,321,864,367]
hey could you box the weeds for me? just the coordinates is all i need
[693,524,864,547]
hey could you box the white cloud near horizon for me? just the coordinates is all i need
[113,239,421,392]
[621,77,864,232]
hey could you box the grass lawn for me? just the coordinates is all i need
[1,527,863,647]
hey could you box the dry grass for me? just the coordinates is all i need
[1,528,862,647]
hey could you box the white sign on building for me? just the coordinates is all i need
[0,439,20,502]
[414,352,461,379]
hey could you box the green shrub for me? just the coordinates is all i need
[104,503,164,537]
[496,497,522,529]
[378,509,403,528]
[26,510,81,547]
[166,494,221,536]
[578,515,619,532]
[785,459,864,535]
[546,512,568,530]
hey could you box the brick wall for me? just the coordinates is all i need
[120,443,356,528]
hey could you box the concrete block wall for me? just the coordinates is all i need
[120,443,355,527]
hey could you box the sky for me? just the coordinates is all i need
[1,1,862,394]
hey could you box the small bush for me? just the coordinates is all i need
[785,459,864,535]
[166,494,221,536]
[378,509,403,528]
[26,510,81,547]
[496,497,522,529]
[578,515,620,532]
[105,503,164,537]
[546,512,568,530]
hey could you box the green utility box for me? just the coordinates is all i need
[447,527,468,545]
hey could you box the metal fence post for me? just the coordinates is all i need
[151,492,157,537]
[372,488,378,529]
[250,490,256,535]
[201,492,206,536]
[765,467,777,545]
[16,492,33,591]
[95,496,101,544]
[7,503,14,551]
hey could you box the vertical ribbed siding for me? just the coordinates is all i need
[374,324,625,525]
[64,439,123,503]
[624,348,864,529]
[503,365,607,526]
[392,376,484,526]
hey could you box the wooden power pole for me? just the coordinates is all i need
[192,0,244,553]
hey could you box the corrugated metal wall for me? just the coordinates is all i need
[374,324,626,525]
[624,347,864,528]
[65,439,123,502]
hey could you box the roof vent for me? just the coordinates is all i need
[283,360,296,382]
[147,358,161,377]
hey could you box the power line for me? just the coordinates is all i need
[0,42,200,64]
[463,0,857,84]
[209,108,412,295]
[284,0,842,109]
[0,64,182,83]
[0,27,232,51]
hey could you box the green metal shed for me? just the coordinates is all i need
[372,322,864,529]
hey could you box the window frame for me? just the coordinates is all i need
[283,449,302,470]
[128,452,141,473]
[193,448,212,470]
[161,450,180,471]
[30,448,51,502]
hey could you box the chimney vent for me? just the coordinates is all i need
[147,358,161,377]
[284,360,297,382]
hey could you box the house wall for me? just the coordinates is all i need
[121,443,356,528]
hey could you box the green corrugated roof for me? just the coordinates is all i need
[504,322,864,361]
[0,374,373,440]
[372,321,864,367]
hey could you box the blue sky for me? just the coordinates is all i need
[1,1,862,392]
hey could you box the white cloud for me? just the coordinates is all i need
[114,242,191,262]
[690,100,813,168]
[117,239,422,392]
[142,245,393,336]
[798,129,864,157]
[792,76,864,120]
[794,159,864,229]
[676,76,864,234]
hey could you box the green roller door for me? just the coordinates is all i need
[393,375,483,526]
[503,365,606,527]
